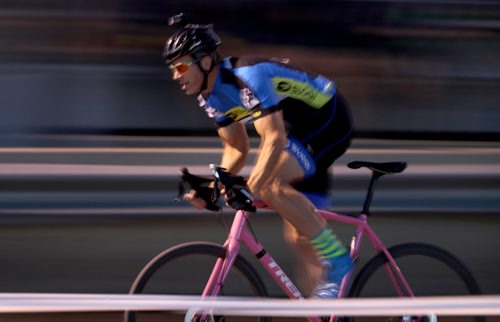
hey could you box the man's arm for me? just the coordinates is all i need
[182,122,248,210]
[247,110,287,195]
[217,122,250,175]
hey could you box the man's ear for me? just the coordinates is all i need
[200,55,213,71]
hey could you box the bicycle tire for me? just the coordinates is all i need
[124,241,271,322]
[344,242,484,322]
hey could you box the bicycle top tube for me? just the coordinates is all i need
[253,192,334,212]
[252,199,363,225]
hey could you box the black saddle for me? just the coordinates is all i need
[348,161,407,175]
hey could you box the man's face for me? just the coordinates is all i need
[169,55,204,95]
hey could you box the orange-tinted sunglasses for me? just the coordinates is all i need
[168,60,197,75]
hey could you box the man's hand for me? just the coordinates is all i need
[183,189,208,209]
[178,168,220,211]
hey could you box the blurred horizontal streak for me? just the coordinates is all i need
[0,163,499,177]
[341,0,497,4]
[415,19,500,30]
[1,206,498,219]
[1,146,500,155]
[0,9,162,20]
[0,147,226,154]
[0,207,206,217]
[0,138,497,218]
[0,63,164,75]
[0,163,208,177]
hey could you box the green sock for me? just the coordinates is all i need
[309,227,347,260]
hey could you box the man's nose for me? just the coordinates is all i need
[172,69,181,80]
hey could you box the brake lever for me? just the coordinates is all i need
[210,164,255,212]
[212,176,220,204]
[210,164,241,188]
[210,164,222,203]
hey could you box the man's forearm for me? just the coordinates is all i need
[217,123,249,175]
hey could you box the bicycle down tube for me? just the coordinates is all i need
[201,208,303,300]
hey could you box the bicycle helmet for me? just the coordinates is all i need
[163,14,222,65]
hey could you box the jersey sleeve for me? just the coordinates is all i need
[234,61,335,110]
[234,63,281,109]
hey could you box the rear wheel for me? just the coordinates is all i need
[343,243,484,322]
[124,242,270,322]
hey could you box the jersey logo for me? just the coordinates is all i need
[272,77,332,109]
[224,106,251,122]
[240,87,260,109]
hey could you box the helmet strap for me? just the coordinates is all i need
[195,55,216,95]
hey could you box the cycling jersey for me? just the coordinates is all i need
[198,56,335,127]
[198,56,353,181]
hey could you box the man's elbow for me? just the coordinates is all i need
[224,141,249,161]
[236,144,250,159]
[231,135,250,156]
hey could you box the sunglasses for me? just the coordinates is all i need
[168,59,198,75]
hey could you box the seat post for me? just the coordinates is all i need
[362,171,383,216]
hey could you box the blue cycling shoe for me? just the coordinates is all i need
[312,253,353,299]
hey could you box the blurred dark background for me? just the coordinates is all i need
[1,0,500,140]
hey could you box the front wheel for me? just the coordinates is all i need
[345,242,484,322]
[124,242,270,322]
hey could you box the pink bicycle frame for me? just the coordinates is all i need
[200,202,415,322]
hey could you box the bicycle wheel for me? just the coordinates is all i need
[124,241,271,322]
[344,242,484,322]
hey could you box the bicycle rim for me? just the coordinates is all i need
[124,241,270,322]
[344,242,484,322]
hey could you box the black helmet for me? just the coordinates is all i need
[163,14,222,65]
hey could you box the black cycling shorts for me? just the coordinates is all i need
[284,91,353,190]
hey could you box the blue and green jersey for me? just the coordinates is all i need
[198,56,336,127]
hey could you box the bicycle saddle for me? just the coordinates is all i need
[348,161,407,174]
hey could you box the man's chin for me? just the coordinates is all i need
[183,88,198,96]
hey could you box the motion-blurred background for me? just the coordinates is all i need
[0,1,500,316]
[1,0,499,138]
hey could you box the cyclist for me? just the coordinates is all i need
[165,14,354,298]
